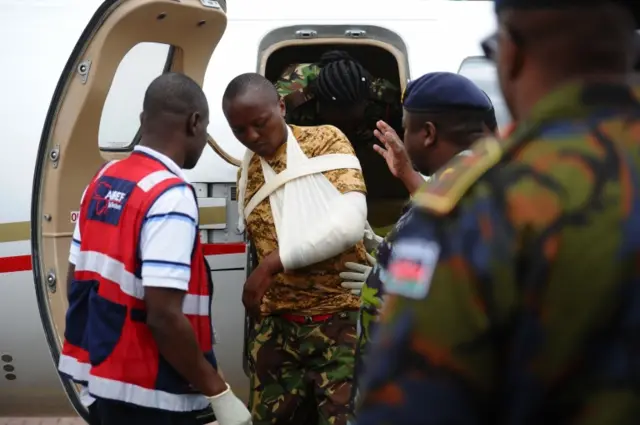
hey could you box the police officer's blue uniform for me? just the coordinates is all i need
[353,71,498,414]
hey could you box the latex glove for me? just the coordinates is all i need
[340,253,376,295]
[363,222,383,253]
[208,384,252,425]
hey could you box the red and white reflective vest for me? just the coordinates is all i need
[58,151,215,412]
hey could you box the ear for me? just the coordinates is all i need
[139,112,144,126]
[186,112,200,136]
[278,97,286,117]
[422,121,436,148]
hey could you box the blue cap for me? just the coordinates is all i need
[402,72,492,113]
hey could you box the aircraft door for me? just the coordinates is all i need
[31,0,227,422]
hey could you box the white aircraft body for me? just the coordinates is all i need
[0,0,507,419]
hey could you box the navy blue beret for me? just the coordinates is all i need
[402,72,492,113]
[494,0,640,27]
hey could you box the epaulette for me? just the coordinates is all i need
[411,136,503,215]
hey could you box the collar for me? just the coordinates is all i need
[506,79,640,146]
[133,145,189,182]
[525,79,639,126]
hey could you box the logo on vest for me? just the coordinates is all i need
[87,176,136,226]
[94,183,126,215]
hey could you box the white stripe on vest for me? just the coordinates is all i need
[74,251,209,317]
[89,375,210,412]
[58,353,91,382]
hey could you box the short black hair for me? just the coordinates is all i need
[142,72,208,122]
[222,72,279,106]
[314,59,371,106]
[408,109,493,147]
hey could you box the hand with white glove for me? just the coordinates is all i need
[340,253,377,295]
[208,384,252,425]
[363,222,384,253]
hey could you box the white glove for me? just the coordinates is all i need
[340,253,377,295]
[363,222,384,253]
[208,384,252,425]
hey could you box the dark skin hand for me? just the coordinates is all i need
[373,120,425,194]
[243,250,284,319]
[146,287,227,397]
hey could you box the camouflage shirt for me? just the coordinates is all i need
[358,205,413,351]
[275,63,402,144]
[355,81,640,424]
[240,124,368,316]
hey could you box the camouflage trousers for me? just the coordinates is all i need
[248,311,358,425]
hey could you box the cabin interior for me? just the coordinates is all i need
[264,43,410,235]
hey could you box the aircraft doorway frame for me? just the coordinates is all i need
[242,24,411,377]
[30,0,227,421]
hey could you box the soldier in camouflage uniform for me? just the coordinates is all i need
[355,1,640,424]
[222,73,369,425]
[275,50,402,147]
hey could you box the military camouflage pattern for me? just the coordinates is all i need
[248,313,358,425]
[351,204,414,412]
[240,125,367,316]
[355,81,640,424]
[357,205,414,353]
[275,63,322,119]
[274,62,402,144]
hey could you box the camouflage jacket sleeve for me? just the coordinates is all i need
[355,179,514,424]
[358,204,414,353]
[275,63,322,126]
[352,236,388,410]
[274,63,320,101]
[353,205,419,409]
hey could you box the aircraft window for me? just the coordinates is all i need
[457,56,512,129]
[98,42,171,151]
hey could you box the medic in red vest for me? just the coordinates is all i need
[58,73,251,425]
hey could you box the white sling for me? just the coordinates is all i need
[237,127,364,265]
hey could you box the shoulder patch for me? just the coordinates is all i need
[412,136,503,215]
[381,239,440,300]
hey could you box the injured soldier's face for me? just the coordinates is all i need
[224,91,288,158]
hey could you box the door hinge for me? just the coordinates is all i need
[46,270,57,293]
[49,145,60,169]
[295,29,317,39]
[345,29,367,38]
[77,60,91,84]
[200,0,221,8]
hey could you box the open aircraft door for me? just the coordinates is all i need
[30,0,227,421]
